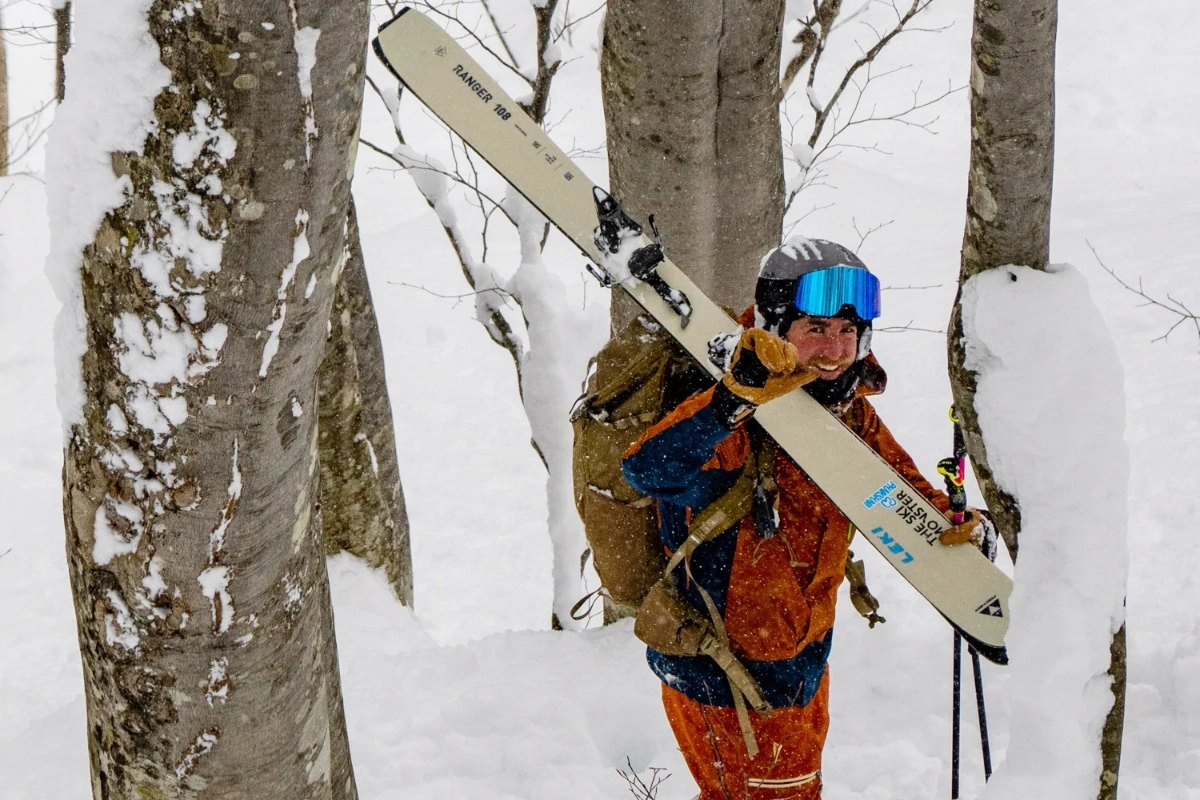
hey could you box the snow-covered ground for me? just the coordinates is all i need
[2,0,1198,798]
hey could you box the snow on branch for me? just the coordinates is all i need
[366,0,606,630]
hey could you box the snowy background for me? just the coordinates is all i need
[2,0,1199,798]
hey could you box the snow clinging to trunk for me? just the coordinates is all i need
[962,264,1129,800]
[44,0,170,431]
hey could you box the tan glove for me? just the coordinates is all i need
[939,508,984,546]
[721,329,819,406]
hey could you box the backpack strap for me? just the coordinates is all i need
[664,457,756,575]
[845,546,886,627]
[659,434,781,756]
[687,558,774,757]
[663,432,779,575]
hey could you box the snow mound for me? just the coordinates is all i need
[326,554,681,799]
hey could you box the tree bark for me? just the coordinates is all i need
[1099,622,1127,800]
[594,0,785,621]
[55,3,72,103]
[601,0,786,330]
[0,8,9,174]
[948,0,1057,561]
[318,196,413,606]
[61,1,368,797]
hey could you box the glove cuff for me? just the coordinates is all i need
[712,382,755,429]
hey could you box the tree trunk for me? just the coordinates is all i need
[58,1,368,796]
[948,0,1057,561]
[318,196,413,606]
[1099,622,1127,800]
[55,3,71,103]
[0,8,8,175]
[601,0,786,330]
[949,2,1124,797]
[594,0,785,621]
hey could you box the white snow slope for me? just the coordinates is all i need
[2,0,1199,798]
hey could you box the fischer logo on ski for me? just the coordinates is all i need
[975,597,1004,618]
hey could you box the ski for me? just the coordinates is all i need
[372,8,1012,664]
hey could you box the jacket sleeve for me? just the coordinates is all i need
[622,386,744,509]
[853,398,952,516]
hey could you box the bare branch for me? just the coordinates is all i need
[480,0,522,69]
[359,137,515,225]
[387,280,516,304]
[523,0,563,122]
[783,201,836,238]
[1088,241,1200,344]
[555,1,604,44]
[617,758,671,800]
[417,1,532,86]
[782,0,844,94]
[877,320,945,334]
[807,0,938,149]
[358,136,525,367]
[851,216,893,254]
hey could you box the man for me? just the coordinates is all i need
[621,238,985,800]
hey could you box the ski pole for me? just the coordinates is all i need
[952,631,962,799]
[970,643,993,779]
[939,406,994,796]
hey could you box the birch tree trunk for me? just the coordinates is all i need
[601,0,786,328]
[57,1,368,796]
[318,196,413,605]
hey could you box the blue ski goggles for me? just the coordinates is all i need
[793,265,881,321]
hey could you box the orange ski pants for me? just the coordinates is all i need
[662,672,830,800]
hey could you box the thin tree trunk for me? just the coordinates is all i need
[0,9,8,174]
[1099,622,1127,800]
[948,0,1057,561]
[59,1,368,796]
[55,3,71,102]
[601,0,785,330]
[318,196,413,605]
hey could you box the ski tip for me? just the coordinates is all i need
[371,9,413,84]
[370,35,394,74]
[377,7,411,35]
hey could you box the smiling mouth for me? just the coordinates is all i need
[811,362,850,377]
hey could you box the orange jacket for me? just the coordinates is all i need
[623,354,949,706]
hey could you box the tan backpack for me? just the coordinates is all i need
[570,314,712,618]
[570,313,885,626]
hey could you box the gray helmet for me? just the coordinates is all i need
[754,237,871,336]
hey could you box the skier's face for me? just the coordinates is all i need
[785,316,858,379]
